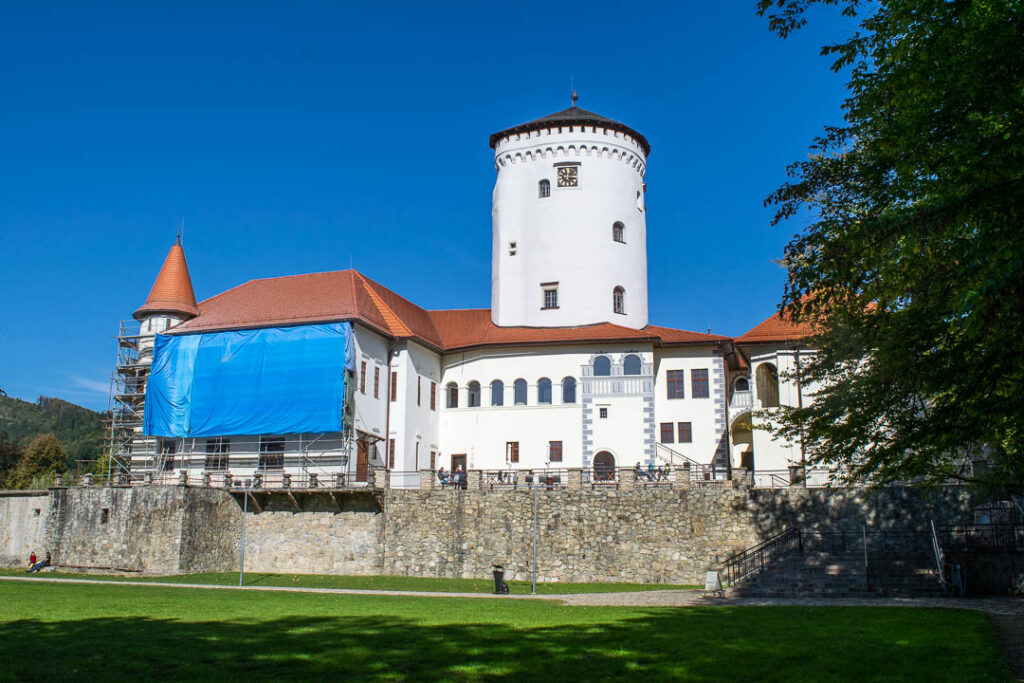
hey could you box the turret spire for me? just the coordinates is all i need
[133,238,199,321]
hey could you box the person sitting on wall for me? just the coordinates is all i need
[437,467,449,486]
[647,462,656,481]
[27,551,51,573]
[28,551,36,569]
[634,462,644,481]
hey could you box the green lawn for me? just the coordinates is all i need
[0,580,1011,681]
[0,568,697,594]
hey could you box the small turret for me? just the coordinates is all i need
[134,237,199,361]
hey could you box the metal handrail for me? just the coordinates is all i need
[720,528,802,587]
[930,518,949,594]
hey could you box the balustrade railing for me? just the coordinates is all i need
[721,528,802,587]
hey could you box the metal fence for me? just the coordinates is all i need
[721,528,803,587]
[937,524,1024,552]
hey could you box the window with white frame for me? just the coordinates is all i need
[542,283,558,310]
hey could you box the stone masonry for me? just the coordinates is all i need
[0,478,975,585]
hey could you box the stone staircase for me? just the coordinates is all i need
[733,551,944,597]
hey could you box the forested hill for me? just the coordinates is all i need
[0,395,106,467]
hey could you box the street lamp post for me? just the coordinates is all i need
[239,483,249,587]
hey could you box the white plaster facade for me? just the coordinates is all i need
[491,124,649,329]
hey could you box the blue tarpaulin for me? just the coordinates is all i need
[143,322,355,438]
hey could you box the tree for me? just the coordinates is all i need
[0,431,24,484]
[6,433,67,489]
[757,0,1024,493]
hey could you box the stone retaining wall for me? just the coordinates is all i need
[0,491,50,566]
[0,483,975,585]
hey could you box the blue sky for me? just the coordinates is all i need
[0,2,856,411]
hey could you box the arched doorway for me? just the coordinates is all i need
[593,451,615,481]
[730,413,753,471]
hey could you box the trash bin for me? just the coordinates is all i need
[492,564,509,594]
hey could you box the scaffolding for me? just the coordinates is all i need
[101,318,365,488]
[102,319,155,484]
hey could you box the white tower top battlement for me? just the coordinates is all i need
[489,95,650,330]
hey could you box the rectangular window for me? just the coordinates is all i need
[415,441,420,470]
[417,377,422,407]
[430,451,436,470]
[259,436,285,470]
[204,437,230,471]
[667,370,685,399]
[390,371,397,402]
[548,440,563,462]
[692,369,709,398]
[373,367,380,398]
[599,407,608,419]
[678,422,693,443]
[388,439,395,469]
[430,382,437,411]
[360,361,366,394]
[506,441,519,463]
[660,422,674,443]
[541,283,559,310]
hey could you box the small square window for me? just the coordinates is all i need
[509,241,517,256]
[100,508,110,524]
[599,407,608,419]
[660,422,674,443]
[542,284,558,310]
[548,440,563,462]
[678,422,693,443]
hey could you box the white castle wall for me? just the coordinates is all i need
[439,343,658,471]
[491,126,649,329]
[653,345,729,466]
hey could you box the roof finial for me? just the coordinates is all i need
[176,218,184,245]
[571,89,578,107]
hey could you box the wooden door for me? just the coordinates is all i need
[356,440,369,482]
[450,453,467,475]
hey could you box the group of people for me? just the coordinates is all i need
[634,461,671,482]
[436,466,467,489]
[26,550,51,573]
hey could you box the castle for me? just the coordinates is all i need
[113,97,815,490]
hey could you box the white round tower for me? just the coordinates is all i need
[489,94,650,330]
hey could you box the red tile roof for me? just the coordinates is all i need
[167,268,725,351]
[134,239,199,320]
[736,308,816,343]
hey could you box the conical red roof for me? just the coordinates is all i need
[133,238,199,320]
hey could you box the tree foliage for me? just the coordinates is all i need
[0,431,24,485]
[0,395,105,471]
[757,0,1024,492]
[6,433,67,489]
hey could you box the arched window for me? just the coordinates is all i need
[490,380,504,406]
[623,354,642,375]
[538,179,551,198]
[514,379,528,405]
[467,381,481,408]
[562,377,576,404]
[612,221,625,243]
[735,376,750,392]
[613,287,625,315]
[593,356,611,376]
[538,378,552,404]
[756,364,780,408]
[446,382,459,409]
